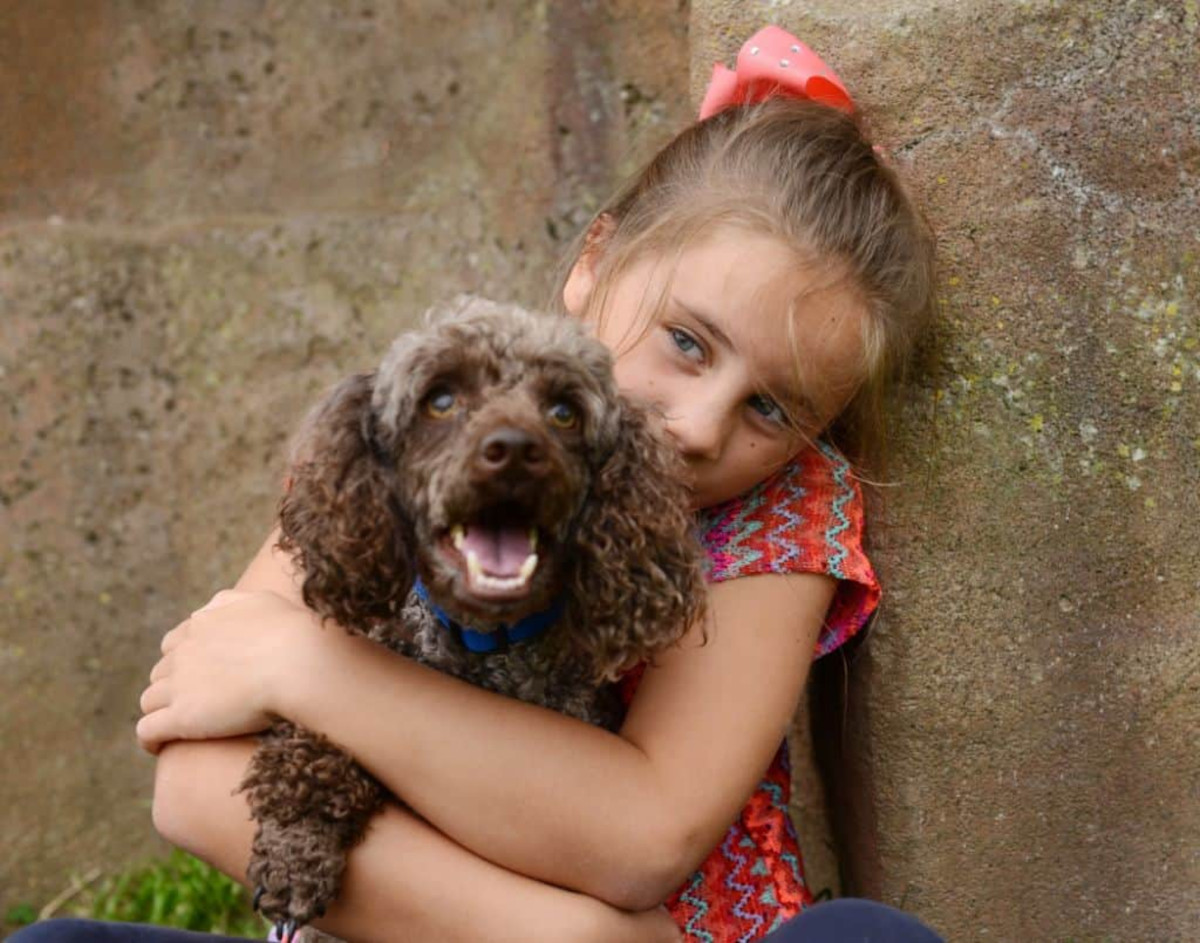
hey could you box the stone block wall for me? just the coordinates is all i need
[0,0,692,920]
[694,1,1198,939]
[4,2,1197,941]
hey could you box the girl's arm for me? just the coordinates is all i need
[152,737,680,943]
[150,529,829,911]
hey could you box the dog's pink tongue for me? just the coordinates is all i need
[462,526,532,576]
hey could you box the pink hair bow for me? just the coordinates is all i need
[698,25,855,119]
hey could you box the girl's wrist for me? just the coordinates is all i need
[262,598,331,719]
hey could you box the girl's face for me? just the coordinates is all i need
[564,226,867,509]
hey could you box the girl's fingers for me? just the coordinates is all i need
[160,587,243,655]
[149,652,172,683]
[160,622,187,654]
[139,680,170,715]
[135,712,169,755]
[196,589,246,613]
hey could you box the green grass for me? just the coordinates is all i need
[5,902,39,927]
[67,850,266,936]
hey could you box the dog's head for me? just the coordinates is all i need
[279,296,706,680]
[372,297,625,624]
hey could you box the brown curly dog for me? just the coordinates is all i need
[239,296,707,940]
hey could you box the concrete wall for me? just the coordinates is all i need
[693,1,1199,940]
[3,2,1197,941]
[0,0,695,921]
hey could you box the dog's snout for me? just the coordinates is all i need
[478,427,549,476]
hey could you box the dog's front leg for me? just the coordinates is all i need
[240,721,384,940]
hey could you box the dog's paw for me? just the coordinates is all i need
[247,821,344,934]
[266,918,332,943]
[248,860,336,931]
[249,866,334,932]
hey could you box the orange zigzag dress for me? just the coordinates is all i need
[619,441,880,942]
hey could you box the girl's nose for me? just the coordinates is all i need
[664,404,726,463]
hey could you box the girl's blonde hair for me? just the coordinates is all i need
[552,97,937,485]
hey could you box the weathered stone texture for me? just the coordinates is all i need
[1,0,692,920]
[695,1,1198,940]
[6,1,1196,940]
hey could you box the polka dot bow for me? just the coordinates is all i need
[698,25,855,119]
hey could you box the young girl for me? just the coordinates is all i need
[16,27,942,943]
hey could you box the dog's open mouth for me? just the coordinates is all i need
[438,507,543,602]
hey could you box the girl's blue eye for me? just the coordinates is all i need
[748,393,787,427]
[668,327,703,360]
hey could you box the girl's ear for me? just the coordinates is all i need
[277,373,415,631]
[562,256,596,316]
[563,214,616,316]
[564,400,708,682]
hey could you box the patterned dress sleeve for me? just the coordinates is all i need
[696,440,880,657]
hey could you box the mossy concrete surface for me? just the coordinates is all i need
[0,0,696,917]
[5,2,1196,939]
[696,1,1199,940]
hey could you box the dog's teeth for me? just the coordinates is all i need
[528,528,538,551]
[452,525,465,551]
[464,549,537,593]
[476,572,520,591]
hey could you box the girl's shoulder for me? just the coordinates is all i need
[697,440,879,657]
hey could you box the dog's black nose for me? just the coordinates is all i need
[478,427,548,476]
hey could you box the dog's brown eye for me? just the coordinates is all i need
[424,388,458,419]
[547,401,577,429]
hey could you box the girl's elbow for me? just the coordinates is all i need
[593,825,707,912]
[602,874,678,914]
[150,746,184,842]
[150,743,206,848]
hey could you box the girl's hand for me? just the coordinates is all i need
[136,588,318,754]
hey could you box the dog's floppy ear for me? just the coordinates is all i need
[277,372,415,631]
[566,401,708,682]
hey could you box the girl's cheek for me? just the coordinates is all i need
[613,346,668,398]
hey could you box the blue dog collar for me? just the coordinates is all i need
[412,578,566,653]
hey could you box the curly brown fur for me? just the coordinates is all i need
[565,402,705,682]
[278,374,415,630]
[242,296,707,934]
[240,722,383,928]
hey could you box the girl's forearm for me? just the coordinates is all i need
[230,530,699,906]
[152,738,678,943]
[275,627,687,908]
